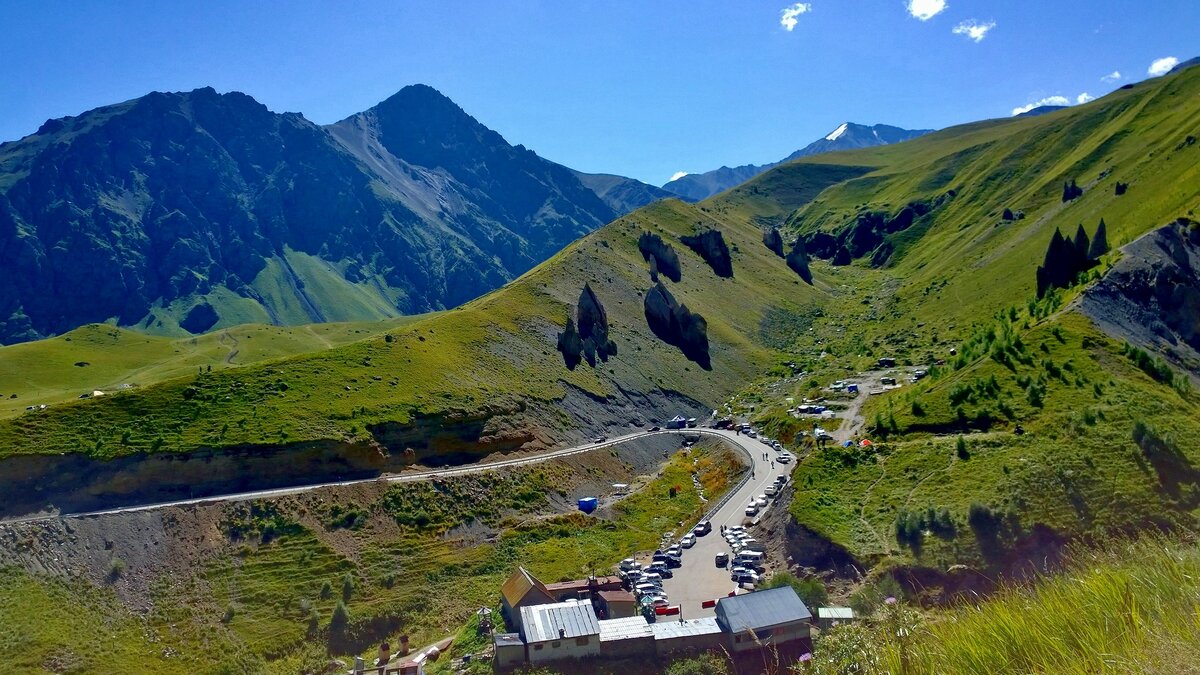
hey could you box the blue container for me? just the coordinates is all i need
[578,497,599,514]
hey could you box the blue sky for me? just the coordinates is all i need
[0,1,1194,185]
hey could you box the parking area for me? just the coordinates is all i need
[612,427,794,619]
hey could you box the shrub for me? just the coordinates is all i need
[765,571,829,608]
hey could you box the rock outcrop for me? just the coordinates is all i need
[556,284,617,369]
[680,229,733,278]
[786,238,813,284]
[643,283,710,369]
[763,228,785,257]
[637,232,682,282]
[1079,223,1200,376]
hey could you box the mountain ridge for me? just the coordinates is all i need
[0,84,659,345]
[661,122,932,201]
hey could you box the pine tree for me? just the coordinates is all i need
[1072,223,1091,275]
[1089,218,1109,259]
[330,600,349,633]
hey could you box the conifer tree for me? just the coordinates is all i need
[1089,218,1109,259]
[1073,224,1091,274]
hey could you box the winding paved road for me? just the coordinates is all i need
[1,428,764,526]
[658,429,787,618]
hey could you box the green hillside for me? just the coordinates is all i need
[1,66,1198,586]
[0,318,415,419]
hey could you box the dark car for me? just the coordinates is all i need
[648,426,661,432]
[647,562,674,578]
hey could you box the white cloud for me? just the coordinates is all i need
[1148,56,1179,77]
[669,171,689,182]
[1011,96,1070,116]
[1101,70,1121,83]
[1076,92,1095,104]
[907,0,947,21]
[952,19,995,42]
[780,3,812,31]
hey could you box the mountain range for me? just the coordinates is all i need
[0,85,672,344]
[660,122,932,201]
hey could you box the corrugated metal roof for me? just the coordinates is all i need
[715,586,812,634]
[598,616,654,642]
[501,567,552,608]
[818,607,854,620]
[494,633,523,647]
[520,600,600,643]
[649,617,723,640]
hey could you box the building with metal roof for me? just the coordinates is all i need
[499,567,555,632]
[518,599,601,665]
[650,617,725,656]
[598,615,655,658]
[817,606,855,630]
[715,586,813,654]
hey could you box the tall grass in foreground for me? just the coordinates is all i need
[804,536,1200,674]
[890,536,1200,674]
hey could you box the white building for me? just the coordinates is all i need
[519,599,601,665]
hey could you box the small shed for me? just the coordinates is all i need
[493,633,526,671]
[650,617,724,657]
[596,589,638,619]
[598,615,655,658]
[817,607,855,630]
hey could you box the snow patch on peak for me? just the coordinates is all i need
[825,123,849,142]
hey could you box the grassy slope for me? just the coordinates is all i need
[0,442,740,672]
[0,165,853,457]
[779,67,1200,567]
[799,536,1200,674]
[0,318,416,419]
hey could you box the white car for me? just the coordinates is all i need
[666,545,682,557]
[755,495,768,507]
[681,534,696,548]
[765,485,778,497]
[745,504,759,517]
[776,454,792,464]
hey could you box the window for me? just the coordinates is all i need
[551,641,561,648]
[534,645,543,651]
[575,637,588,646]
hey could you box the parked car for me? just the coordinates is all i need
[755,495,768,507]
[619,558,639,572]
[647,564,673,579]
[776,454,791,464]
[648,426,661,432]
[666,545,682,557]
[765,485,778,497]
[694,520,712,536]
[745,505,759,517]
[594,436,607,443]
[648,596,671,608]
[715,552,729,567]
[732,571,760,586]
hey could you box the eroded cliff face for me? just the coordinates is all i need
[0,382,709,518]
[1078,222,1200,376]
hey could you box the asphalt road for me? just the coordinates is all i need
[1,429,679,524]
[659,429,789,618]
[1,428,746,525]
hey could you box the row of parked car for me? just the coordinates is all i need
[744,474,789,517]
[715,525,768,586]
[617,519,713,608]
